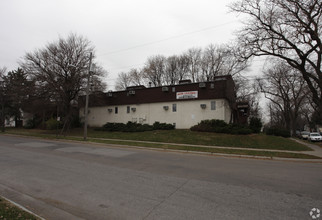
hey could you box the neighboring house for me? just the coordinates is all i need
[79,75,245,129]
[4,117,15,127]
[21,111,33,127]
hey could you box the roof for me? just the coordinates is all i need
[80,75,236,107]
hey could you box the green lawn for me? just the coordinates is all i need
[3,128,320,159]
[6,128,312,151]
[82,129,311,151]
[0,197,39,220]
[86,137,320,159]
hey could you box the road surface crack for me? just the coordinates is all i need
[143,179,189,220]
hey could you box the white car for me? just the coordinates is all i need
[308,132,322,142]
[300,131,310,139]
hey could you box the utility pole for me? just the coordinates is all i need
[0,81,5,132]
[84,52,92,141]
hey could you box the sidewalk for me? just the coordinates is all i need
[291,138,322,158]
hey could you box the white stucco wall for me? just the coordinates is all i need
[80,99,231,129]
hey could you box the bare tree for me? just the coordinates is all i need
[129,68,144,86]
[176,54,190,81]
[230,0,322,123]
[200,44,249,81]
[0,67,6,78]
[20,33,106,132]
[201,44,220,81]
[257,60,310,135]
[115,68,144,91]
[235,77,261,118]
[164,55,179,85]
[142,55,166,87]
[186,48,202,82]
[223,45,249,76]
[115,72,132,91]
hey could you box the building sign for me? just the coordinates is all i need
[176,91,198,99]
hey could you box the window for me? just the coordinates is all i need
[211,101,216,110]
[115,107,118,114]
[172,104,177,112]
[127,106,130,113]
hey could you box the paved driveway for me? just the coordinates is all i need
[0,135,321,219]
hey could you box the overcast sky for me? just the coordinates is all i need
[0,0,263,89]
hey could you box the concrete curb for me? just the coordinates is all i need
[1,195,46,220]
[2,133,322,163]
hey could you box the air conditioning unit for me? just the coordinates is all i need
[128,90,135,95]
[131,107,136,112]
[108,108,113,113]
[199,82,206,88]
[200,104,206,109]
[162,87,169,92]
[163,106,169,110]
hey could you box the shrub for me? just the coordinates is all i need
[24,119,36,129]
[153,122,175,130]
[97,122,154,132]
[123,122,152,132]
[190,119,252,135]
[190,123,213,132]
[249,117,262,133]
[45,118,62,130]
[101,123,126,131]
[70,114,82,128]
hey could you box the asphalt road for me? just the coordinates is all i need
[0,135,321,220]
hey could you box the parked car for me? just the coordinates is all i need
[300,131,310,139]
[308,132,322,142]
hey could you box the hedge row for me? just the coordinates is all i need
[95,121,175,132]
[190,119,253,135]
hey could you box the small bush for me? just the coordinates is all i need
[45,118,62,130]
[190,119,252,135]
[97,121,154,132]
[24,119,36,129]
[101,123,126,131]
[123,122,153,132]
[190,123,213,132]
[249,117,262,133]
[70,114,82,128]
[230,124,253,135]
[153,122,175,130]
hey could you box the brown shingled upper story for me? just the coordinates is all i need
[79,75,236,108]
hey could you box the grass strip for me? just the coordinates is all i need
[0,197,39,220]
[85,138,320,159]
[6,128,311,151]
[4,129,320,159]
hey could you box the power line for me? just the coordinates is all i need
[108,62,145,71]
[98,20,239,56]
